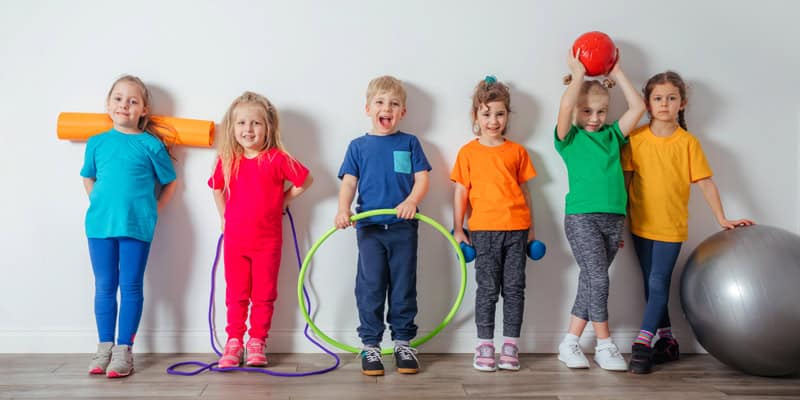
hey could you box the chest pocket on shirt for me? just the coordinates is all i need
[393,151,412,174]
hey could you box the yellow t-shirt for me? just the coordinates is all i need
[621,125,712,242]
[450,139,537,231]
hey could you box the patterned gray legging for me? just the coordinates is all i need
[472,230,528,339]
[564,213,625,322]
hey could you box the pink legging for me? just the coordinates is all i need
[223,240,282,341]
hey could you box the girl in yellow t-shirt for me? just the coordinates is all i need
[621,71,754,374]
[451,76,537,372]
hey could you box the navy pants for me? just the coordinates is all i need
[632,234,682,334]
[355,220,419,346]
[88,237,151,346]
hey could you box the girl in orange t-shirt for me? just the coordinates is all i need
[621,71,753,374]
[450,76,537,372]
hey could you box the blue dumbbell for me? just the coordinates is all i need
[450,228,476,263]
[527,240,546,261]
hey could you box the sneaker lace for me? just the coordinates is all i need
[223,340,241,356]
[599,344,622,359]
[396,345,418,362]
[567,342,582,356]
[363,348,382,363]
[247,340,264,355]
[476,344,494,358]
[501,343,518,357]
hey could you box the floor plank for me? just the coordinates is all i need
[0,353,797,399]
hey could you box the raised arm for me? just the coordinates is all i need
[695,177,755,229]
[557,49,586,140]
[608,62,646,136]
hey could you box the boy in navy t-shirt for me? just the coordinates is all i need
[335,75,431,376]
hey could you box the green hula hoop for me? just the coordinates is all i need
[297,209,468,355]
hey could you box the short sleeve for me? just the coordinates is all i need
[517,146,537,184]
[410,136,432,173]
[337,141,360,180]
[449,146,470,188]
[151,147,176,185]
[554,124,578,152]
[688,137,713,182]
[208,158,224,190]
[279,153,310,187]
[609,121,629,146]
[80,137,97,178]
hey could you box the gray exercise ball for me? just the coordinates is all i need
[681,224,800,376]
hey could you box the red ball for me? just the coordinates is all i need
[572,31,618,77]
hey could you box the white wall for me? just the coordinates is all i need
[1,0,798,354]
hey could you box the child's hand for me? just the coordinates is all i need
[395,200,417,220]
[720,218,755,230]
[220,217,225,232]
[567,48,586,78]
[335,210,354,229]
[453,230,470,245]
[527,230,536,243]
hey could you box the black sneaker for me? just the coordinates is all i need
[629,343,653,374]
[360,347,384,376]
[652,337,680,364]
[394,344,420,374]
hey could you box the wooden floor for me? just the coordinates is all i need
[1,353,798,399]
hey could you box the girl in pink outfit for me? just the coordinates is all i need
[208,91,313,368]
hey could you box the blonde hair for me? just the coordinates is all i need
[107,75,175,158]
[215,91,287,195]
[366,75,406,106]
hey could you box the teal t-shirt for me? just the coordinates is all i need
[554,121,628,215]
[80,129,176,242]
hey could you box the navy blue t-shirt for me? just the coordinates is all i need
[338,131,431,227]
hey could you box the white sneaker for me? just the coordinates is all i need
[593,342,627,371]
[558,341,589,368]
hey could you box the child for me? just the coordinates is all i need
[81,75,178,378]
[335,75,431,376]
[554,49,646,371]
[622,71,753,374]
[208,91,313,368]
[451,76,537,372]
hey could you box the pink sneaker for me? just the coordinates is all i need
[473,343,497,372]
[218,338,243,369]
[498,342,520,371]
[245,338,268,367]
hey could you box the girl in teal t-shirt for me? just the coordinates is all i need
[80,75,177,378]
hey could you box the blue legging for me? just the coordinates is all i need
[88,237,151,346]
[632,234,682,334]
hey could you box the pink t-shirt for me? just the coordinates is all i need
[208,149,309,249]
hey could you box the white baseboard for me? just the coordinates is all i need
[0,328,706,354]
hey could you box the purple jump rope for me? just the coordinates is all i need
[166,209,340,376]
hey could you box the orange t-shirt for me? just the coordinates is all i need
[621,125,712,242]
[450,139,537,231]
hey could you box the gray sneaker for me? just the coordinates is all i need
[106,345,134,378]
[88,342,114,374]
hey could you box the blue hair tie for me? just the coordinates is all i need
[484,75,497,85]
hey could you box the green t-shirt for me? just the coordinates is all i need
[554,121,628,215]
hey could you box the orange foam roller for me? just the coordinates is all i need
[57,112,215,147]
